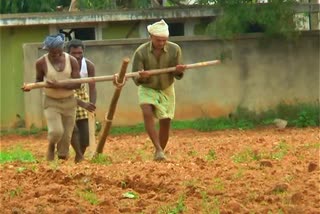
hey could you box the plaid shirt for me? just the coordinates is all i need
[74,84,89,120]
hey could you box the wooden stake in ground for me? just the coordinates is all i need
[95,58,130,155]
[22,60,220,91]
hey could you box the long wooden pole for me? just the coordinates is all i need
[95,58,130,155]
[22,60,220,90]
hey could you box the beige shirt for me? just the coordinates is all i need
[43,53,74,99]
[131,41,183,90]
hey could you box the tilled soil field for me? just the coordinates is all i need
[1,127,319,214]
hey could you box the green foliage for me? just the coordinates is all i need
[212,178,224,191]
[205,149,217,161]
[8,187,23,198]
[1,102,317,138]
[303,143,320,149]
[122,191,139,199]
[200,192,220,214]
[110,123,145,135]
[187,150,198,157]
[0,126,46,137]
[77,0,115,10]
[271,140,290,160]
[0,0,62,14]
[108,102,318,135]
[77,0,150,10]
[232,148,260,163]
[91,154,112,165]
[293,110,317,127]
[206,0,300,40]
[0,146,36,164]
[77,189,100,205]
[158,195,186,214]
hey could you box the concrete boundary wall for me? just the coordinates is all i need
[23,32,320,128]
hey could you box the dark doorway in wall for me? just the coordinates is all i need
[168,23,184,36]
[59,28,95,41]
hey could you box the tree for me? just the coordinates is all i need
[0,0,69,14]
[205,0,300,40]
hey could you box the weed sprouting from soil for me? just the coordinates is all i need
[205,149,217,161]
[200,191,220,214]
[77,189,100,205]
[91,154,112,165]
[271,140,290,160]
[232,148,260,163]
[7,187,23,199]
[158,195,186,214]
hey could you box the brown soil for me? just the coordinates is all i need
[1,127,319,214]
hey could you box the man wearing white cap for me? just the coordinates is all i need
[131,19,186,161]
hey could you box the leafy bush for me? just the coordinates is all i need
[206,0,300,40]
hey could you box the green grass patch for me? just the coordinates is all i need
[0,126,46,137]
[3,102,318,137]
[77,189,100,205]
[158,195,186,214]
[200,192,220,214]
[303,143,320,149]
[205,149,217,161]
[112,102,318,134]
[110,123,145,135]
[0,146,36,164]
[271,140,290,160]
[8,187,23,198]
[232,148,261,163]
[91,154,112,165]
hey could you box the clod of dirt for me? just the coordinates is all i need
[260,160,273,167]
[12,207,23,214]
[308,162,318,172]
[272,183,289,193]
[291,192,304,204]
[226,200,248,213]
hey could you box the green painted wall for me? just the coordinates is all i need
[0,26,48,129]
[102,22,140,39]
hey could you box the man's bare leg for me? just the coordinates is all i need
[159,118,171,150]
[140,104,165,160]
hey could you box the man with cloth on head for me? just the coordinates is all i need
[22,33,81,161]
[131,19,186,161]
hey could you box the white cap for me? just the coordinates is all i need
[147,19,169,37]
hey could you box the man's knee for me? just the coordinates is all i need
[48,129,63,143]
[141,105,154,118]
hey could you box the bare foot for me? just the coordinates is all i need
[154,150,166,161]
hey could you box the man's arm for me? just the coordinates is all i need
[173,46,185,80]
[22,57,45,91]
[132,51,149,85]
[35,58,45,82]
[76,98,96,112]
[67,56,81,89]
[86,59,97,104]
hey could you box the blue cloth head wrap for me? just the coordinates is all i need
[43,33,65,49]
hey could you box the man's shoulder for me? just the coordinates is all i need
[166,41,180,49]
[136,41,150,52]
[84,58,94,67]
[36,55,46,64]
